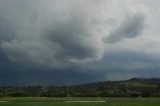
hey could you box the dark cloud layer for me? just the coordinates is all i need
[0,47,160,86]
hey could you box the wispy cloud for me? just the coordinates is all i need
[106,12,146,43]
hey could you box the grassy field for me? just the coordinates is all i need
[1,97,160,106]
[0,102,160,106]
[1,97,160,101]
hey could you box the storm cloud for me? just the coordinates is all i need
[0,0,160,85]
[0,0,105,68]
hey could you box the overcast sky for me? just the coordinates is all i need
[0,0,160,86]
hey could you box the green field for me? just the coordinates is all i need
[0,102,160,106]
[1,97,160,106]
[1,97,160,101]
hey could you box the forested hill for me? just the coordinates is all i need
[0,78,160,97]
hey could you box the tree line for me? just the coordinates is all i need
[0,78,160,97]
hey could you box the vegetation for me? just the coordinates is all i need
[1,97,160,101]
[0,78,160,97]
[0,102,160,106]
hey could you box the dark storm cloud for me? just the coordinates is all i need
[80,51,160,80]
[1,51,160,86]
[82,51,160,71]
[46,12,102,62]
[0,0,104,68]
[106,13,146,43]
[0,60,107,86]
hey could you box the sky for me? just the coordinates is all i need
[0,0,160,86]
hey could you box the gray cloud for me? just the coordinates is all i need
[0,0,158,70]
[106,13,146,43]
[0,0,105,68]
[1,0,160,85]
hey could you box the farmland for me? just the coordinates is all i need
[1,97,160,106]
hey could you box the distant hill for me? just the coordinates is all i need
[127,78,160,82]
[0,78,160,97]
